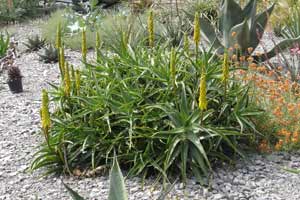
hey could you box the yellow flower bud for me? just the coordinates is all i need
[170,47,176,87]
[41,89,51,139]
[64,62,71,96]
[75,70,81,95]
[184,32,189,54]
[147,10,154,47]
[56,23,62,49]
[222,52,229,83]
[82,29,87,62]
[193,12,200,47]
[59,47,65,77]
[199,71,207,111]
[96,31,101,61]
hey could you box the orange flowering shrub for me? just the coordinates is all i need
[236,56,300,152]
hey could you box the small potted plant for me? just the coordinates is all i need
[7,65,23,93]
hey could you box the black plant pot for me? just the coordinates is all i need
[7,78,23,93]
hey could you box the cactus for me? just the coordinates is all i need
[7,66,22,80]
[199,0,300,61]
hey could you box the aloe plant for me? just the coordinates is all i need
[200,0,300,61]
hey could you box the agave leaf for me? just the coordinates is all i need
[230,19,250,52]
[108,155,128,200]
[200,16,223,50]
[259,36,300,62]
[242,0,257,18]
[219,0,243,47]
[63,182,85,200]
[250,4,275,48]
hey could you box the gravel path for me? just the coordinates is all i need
[0,23,300,200]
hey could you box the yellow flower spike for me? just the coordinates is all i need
[170,47,176,87]
[59,47,65,77]
[199,71,207,111]
[122,31,128,48]
[147,10,154,47]
[64,62,71,97]
[222,52,229,83]
[75,70,81,95]
[56,23,62,49]
[41,89,51,140]
[183,32,189,55]
[193,12,200,48]
[96,31,101,61]
[82,29,87,62]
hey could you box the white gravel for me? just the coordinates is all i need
[0,23,300,200]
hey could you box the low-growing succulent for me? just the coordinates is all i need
[24,35,46,51]
[39,45,58,63]
[199,0,300,61]
[7,65,22,80]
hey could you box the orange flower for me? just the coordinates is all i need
[275,139,284,151]
[248,47,254,54]
[231,31,237,37]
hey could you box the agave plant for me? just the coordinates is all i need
[200,0,300,61]
[39,45,58,63]
[63,155,128,200]
[24,35,46,52]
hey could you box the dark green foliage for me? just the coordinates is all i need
[31,40,262,183]
[24,35,46,52]
[39,45,59,63]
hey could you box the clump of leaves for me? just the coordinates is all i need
[24,35,46,52]
[31,41,262,185]
[39,45,58,63]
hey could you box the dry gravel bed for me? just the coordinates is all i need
[0,22,300,200]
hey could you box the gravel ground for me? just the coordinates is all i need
[0,23,300,200]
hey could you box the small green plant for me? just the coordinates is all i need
[282,6,300,40]
[39,45,59,63]
[0,32,10,58]
[24,35,46,52]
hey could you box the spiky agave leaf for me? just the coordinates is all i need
[108,155,128,200]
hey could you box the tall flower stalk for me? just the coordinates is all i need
[193,12,200,55]
[64,62,71,97]
[96,31,101,61]
[147,10,154,48]
[82,29,87,63]
[75,70,81,95]
[222,51,229,97]
[59,47,65,79]
[184,32,190,55]
[41,89,51,148]
[170,47,176,88]
[199,64,207,124]
[56,23,62,49]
